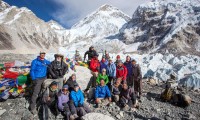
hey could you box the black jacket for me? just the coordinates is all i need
[65,77,77,92]
[48,60,68,79]
[84,47,97,61]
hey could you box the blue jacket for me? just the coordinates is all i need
[30,57,50,80]
[106,62,116,77]
[70,89,84,107]
[100,60,108,73]
[95,85,111,99]
[124,61,133,77]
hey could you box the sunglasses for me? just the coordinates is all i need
[62,88,68,91]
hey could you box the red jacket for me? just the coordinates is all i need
[116,65,127,81]
[90,58,100,72]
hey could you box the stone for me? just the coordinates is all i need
[0,109,6,116]
[119,111,124,117]
[116,114,121,119]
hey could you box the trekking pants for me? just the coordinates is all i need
[126,76,133,88]
[76,103,91,117]
[134,79,142,96]
[30,78,45,111]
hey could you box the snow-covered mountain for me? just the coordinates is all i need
[0,0,63,53]
[62,4,131,51]
[121,0,200,55]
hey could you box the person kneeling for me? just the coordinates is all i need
[42,81,59,119]
[70,83,91,117]
[111,78,122,103]
[95,79,111,108]
[120,82,138,111]
[58,85,78,120]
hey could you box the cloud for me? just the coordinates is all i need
[51,0,151,28]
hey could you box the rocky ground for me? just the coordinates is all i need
[0,81,199,120]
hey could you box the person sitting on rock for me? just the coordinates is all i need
[42,81,59,119]
[96,68,109,85]
[111,78,122,103]
[64,74,78,92]
[48,54,68,89]
[70,83,91,117]
[95,79,111,108]
[58,85,78,120]
[119,82,137,111]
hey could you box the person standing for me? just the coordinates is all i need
[106,58,116,89]
[84,46,97,64]
[124,56,133,87]
[99,56,108,73]
[30,52,50,114]
[96,68,109,85]
[132,59,142,99]
[116,60,127,83]
[48,54,68,89]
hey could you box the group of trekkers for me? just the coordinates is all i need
[29,46,142,120]
[83,46,142,109]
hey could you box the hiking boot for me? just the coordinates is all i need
[95,104,99,108]
[30,109,37,116]
[122,105,130,111]
[70,115,75,120]
[56,113,63,119]
[73,114,79,119]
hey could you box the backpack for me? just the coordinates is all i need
[160,88,173,102]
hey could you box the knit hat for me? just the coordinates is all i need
[116,55,120,59]
[62,85,69,89]
[50,81,58,86]
[74,82,79,88]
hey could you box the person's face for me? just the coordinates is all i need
[72,75,76,80]
[51,85,58,91]
[115,81,120,87]
[40,53,45,59]
[56,56,62,62]
[102,58,105,61]
[62,88,68,94]
[126,56,131,61]
[109,60,112,64]
[91,48,94,51]
[75,86,79,92]
[118,62,123,66]
[100,80,105,86]
[122,84,128,90]
[132,61,136,65]
[102,70,106,75]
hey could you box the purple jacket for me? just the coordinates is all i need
[124,61,132,77]
[57,91,70,111]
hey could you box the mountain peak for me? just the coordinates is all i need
[0,0,10,11]
[98,4,117,11]
[47,20,65,30]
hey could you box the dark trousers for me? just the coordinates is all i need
[61,103,72,120]
[30,78,45,111]
[76,103,91,117]
[134,79,142,96]
[43,100,59,120]
[126,76,133,88]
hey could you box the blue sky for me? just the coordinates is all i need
[4,0,150,28]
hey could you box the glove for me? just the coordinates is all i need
[78,103,83,107]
